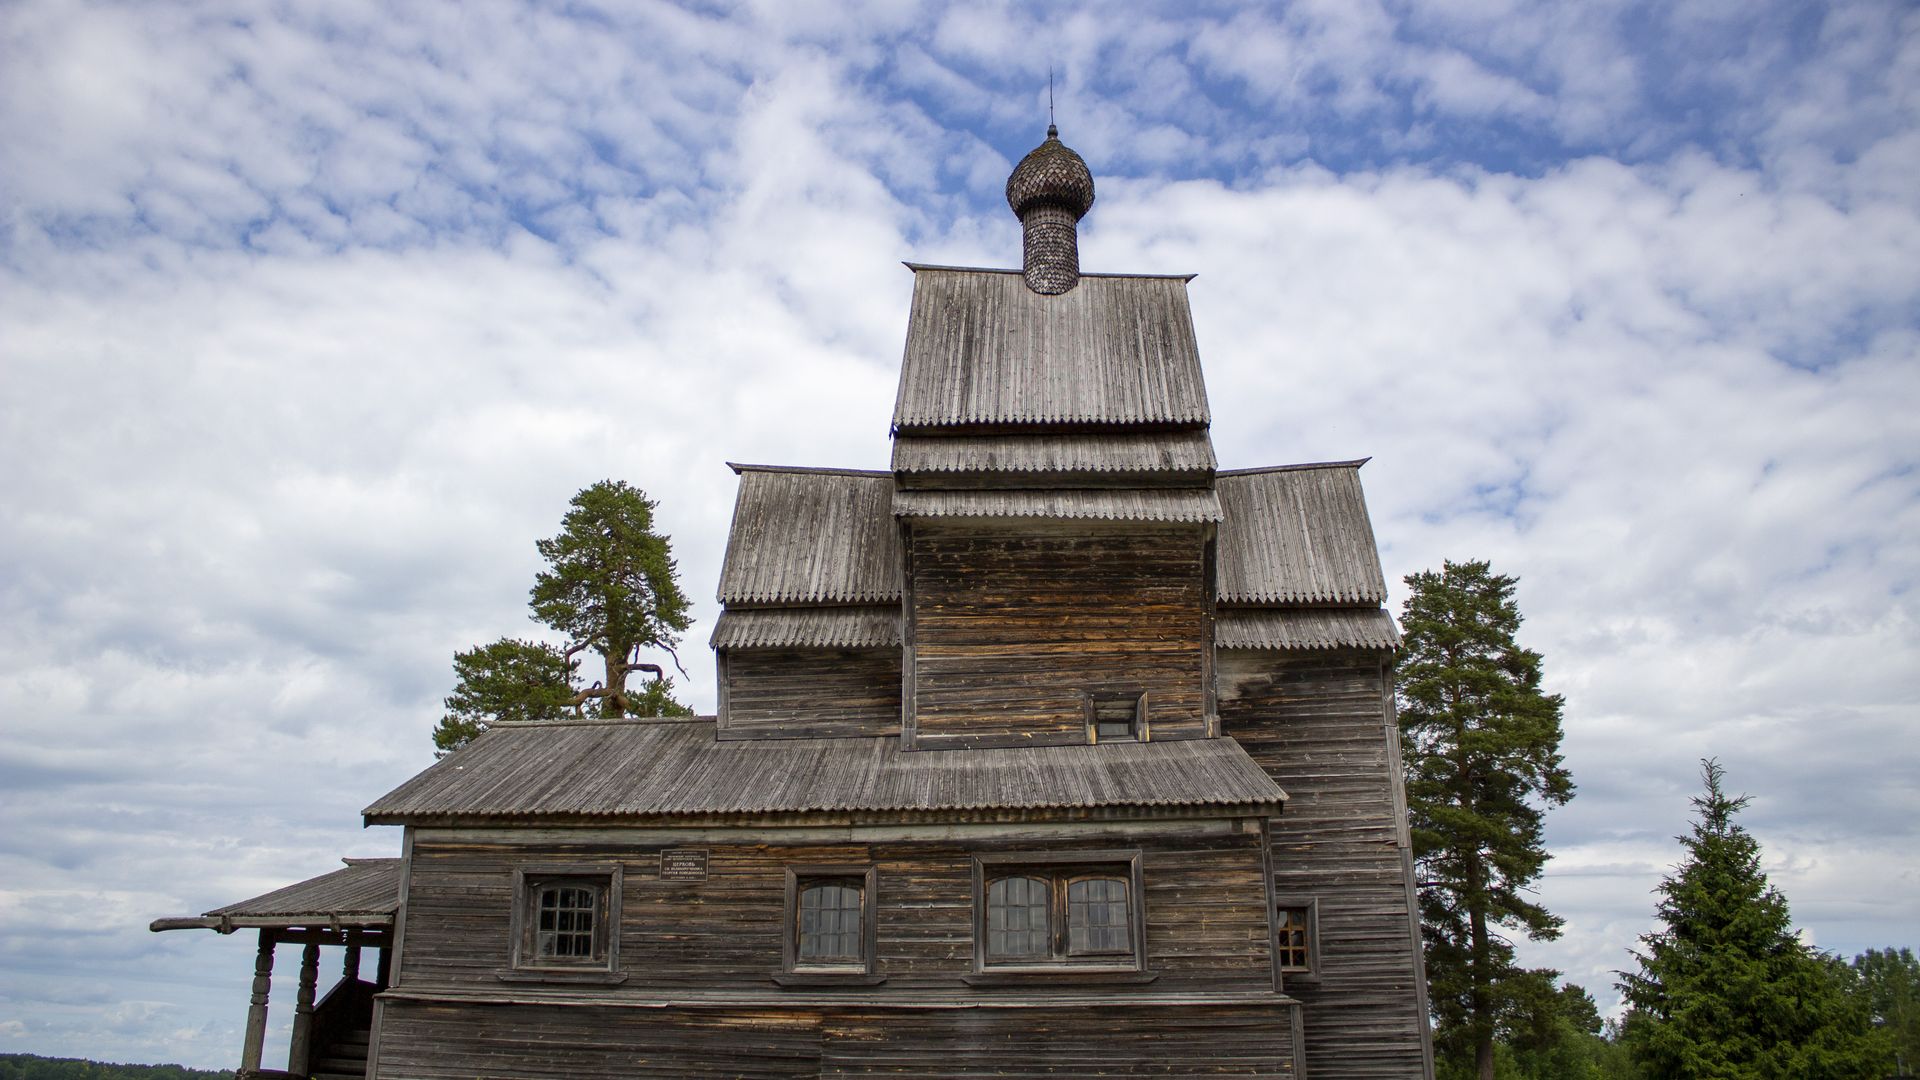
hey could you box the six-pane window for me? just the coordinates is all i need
[1277,904,1313,971]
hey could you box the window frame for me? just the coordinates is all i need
[782,865,879,976]
[970,850,1146,974]
[505,863,623,980]
[1085,690,1149,744]
[1271,896,1320,980]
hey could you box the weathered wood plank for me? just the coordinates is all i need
[909,522,1211,746]
[718,648,903,740]
[1219,648,1431,1080]
[373,999,1300,1078]
[393,829,1274,996]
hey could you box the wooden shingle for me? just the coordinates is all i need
[1215,462,1389,605]
[363,720,1286,823]
[716,466,903,605]
[891,267,1211,431]
[1215,608,1400,650]
[891,431,1217,480]
[710,606,901,650]
[892,488,1222,523]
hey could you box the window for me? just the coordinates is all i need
[535,883,598,959]
[1273,898,1319,977]
[1086,691,1147,743]
[972,851,1145,972]
[507,865,622,978]
[782,866,877,976]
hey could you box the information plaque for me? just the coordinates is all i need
[659,848,708,881]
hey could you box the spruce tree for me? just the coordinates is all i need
[1618,759,1887,1079]
[1397,559,1574,1080]
[431,481,694,752]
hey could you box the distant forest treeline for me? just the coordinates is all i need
[0,1056,232,1080]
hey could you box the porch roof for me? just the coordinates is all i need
[150,858,400,933]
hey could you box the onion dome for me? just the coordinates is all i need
[1006,125,1095,295]
[1005,124,1096,219]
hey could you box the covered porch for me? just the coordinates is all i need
[151,858,399,1080]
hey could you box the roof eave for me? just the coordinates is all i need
[150,913,395,934]
[364,800,1285,830]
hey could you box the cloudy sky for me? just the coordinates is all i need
[2,0,1915,1067]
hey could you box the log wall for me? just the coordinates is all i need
[1219,648,1433,1080]
[908,522,1211,748]
[718,648,903,739]
[373,999,1300,1078]
[393,825,1273,995]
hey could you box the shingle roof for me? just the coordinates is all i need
[892,268,1210,430]
[1215,462,1388,605]
[364,721,1285,823]
[893,488,1222,523]
[711,606,901,650]
[152,859,401,932]
[1215,608,1400,651]
[891,431,1217,478]
[717,466,903,605]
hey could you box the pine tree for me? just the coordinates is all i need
[432,638,578,753]
[1397,559,1574,1080]
[431,481,694,752]
[1618,759,1888,1079]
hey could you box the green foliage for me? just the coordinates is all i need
[0,1055,232,1080]
[622,675,695,720]
[1397,559,1574,1078]
[433,638,578,753]
[431,480,695,752]
[530,479,692,718]
[1499,977,1641,1080]
[1430,973,1641,1080]
[1852,947,1920,1075]
[1618,759,1889,1079]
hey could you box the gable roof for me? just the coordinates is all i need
[364,720,1285,824]
[1215,462,1388,606]
[891,267,1211,431]
[717,466,903,605]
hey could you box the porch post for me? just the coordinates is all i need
[344,941,362,983]
[240,930,275,1074]
[288,941,320,1075]
[375,942,392,989]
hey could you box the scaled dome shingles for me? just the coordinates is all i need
[1006,129,1096,219]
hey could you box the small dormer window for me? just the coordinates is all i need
[1087,691,1147,743]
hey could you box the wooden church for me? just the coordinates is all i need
[154,126,1435,1079]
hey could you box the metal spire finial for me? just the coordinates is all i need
[1047,67,1056,135]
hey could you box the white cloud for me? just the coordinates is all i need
[1,0,1915,1065]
